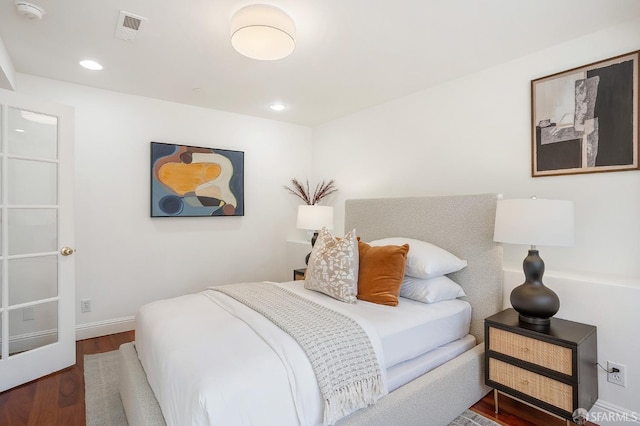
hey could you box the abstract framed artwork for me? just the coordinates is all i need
[150,142,244,217]
[531,51,639,177]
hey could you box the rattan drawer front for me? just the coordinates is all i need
[489,327,572,375]
[489,358,573,412]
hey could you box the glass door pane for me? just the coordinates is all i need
[8,158,57,205]
[8,108,57,159]
[8,256,57,305]
[8,209,57,255]
[8,301,58,355]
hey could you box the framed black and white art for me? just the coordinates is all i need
[531,51,639,177]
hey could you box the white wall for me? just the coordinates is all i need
[14,73,313,336]
[312,17,640,419]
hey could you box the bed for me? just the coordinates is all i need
[119,193,503,426]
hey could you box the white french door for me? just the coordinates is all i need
[0,88,75,392]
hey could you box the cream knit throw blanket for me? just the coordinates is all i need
[212,282,385,425]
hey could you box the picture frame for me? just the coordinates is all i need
[150,142,244,217]
[531,51,639,177]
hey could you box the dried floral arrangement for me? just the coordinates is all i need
[283,178,338,205]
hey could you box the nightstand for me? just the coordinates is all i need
[485,308,597,425]
[293,268,306,281]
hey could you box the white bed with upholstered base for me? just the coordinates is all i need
[119,193,503,426]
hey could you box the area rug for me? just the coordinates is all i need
[448,410,502,426]
[84,351,129,426]
[85,350,500,426]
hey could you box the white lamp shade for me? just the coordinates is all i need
[230,4,295,61]
[297,205,333,231]
[494,198,574,247]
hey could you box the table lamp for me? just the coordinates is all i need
[297,205,334,265]
[493,197,574,327]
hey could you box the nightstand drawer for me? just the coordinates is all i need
[489,358,573,412]
[489,327,572,375]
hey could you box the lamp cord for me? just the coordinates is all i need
[596,362,619,373]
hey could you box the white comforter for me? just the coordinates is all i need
[135,282,387,426]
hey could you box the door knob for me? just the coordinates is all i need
[60,247,75,256]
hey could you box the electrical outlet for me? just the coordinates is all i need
[607,361,626,387]
[81,299,91,313]
[22,306,35,321]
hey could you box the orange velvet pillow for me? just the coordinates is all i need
[357,241,409,306]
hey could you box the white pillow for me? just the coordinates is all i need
[400,275,466,304]
[369,237,467,279]
[304,228,359,303]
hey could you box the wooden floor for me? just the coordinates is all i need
[471,391,597,426]
[0,331,134,426]
[0,330,595,426]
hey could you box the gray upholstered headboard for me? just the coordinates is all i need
[345,193,503,342]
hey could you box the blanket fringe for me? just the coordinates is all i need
[323,375,385,425]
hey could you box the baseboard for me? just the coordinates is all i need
[6,328,58,353]
[590,400,640,425]
[75,316,135,341]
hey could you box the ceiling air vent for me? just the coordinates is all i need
[114,11,147,41]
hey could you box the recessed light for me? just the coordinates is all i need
[15,129,25,133]
[79,60,103,71]
[269,103,286,111]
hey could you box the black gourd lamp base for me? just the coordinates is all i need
[518,314,551,326]
[511,249,559,329]
[304,231,319,265]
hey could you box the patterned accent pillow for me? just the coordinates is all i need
[304,228,359,303]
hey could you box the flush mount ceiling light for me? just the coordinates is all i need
[230,4,295,61]
[79,59,103,70]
